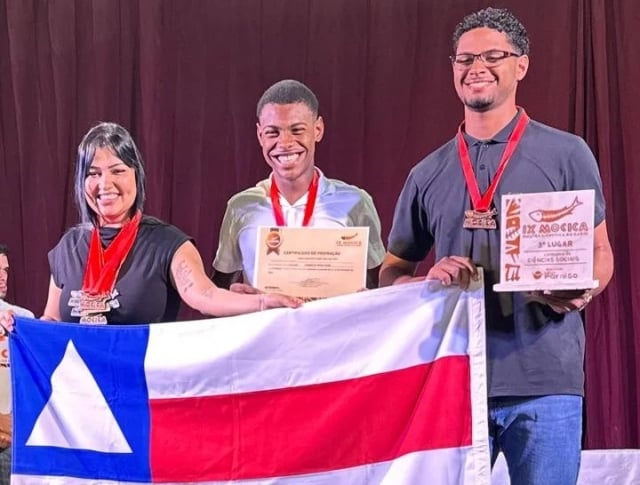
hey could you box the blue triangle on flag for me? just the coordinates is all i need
[10,317,152,482]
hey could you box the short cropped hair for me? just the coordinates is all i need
[0,244,7,257]
[452,7,530,56]
[74,122,146,225]
[256,80,319,118]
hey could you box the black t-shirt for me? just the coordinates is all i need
[49,216,191,324]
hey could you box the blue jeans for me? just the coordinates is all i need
[0,447,9,485]
[488,395,582,485]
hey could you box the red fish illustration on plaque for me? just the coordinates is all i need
[527,196,583,223]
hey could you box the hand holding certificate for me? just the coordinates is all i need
[254,227,369,300]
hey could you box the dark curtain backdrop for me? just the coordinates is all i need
[0,0,637,449]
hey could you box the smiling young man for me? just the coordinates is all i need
[380,8,613,485]
[212,79,385,290]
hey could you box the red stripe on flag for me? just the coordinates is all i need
[150,355,471,482]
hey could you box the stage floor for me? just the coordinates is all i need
[492,449,640,484]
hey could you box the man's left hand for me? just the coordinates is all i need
[525,289,593,313]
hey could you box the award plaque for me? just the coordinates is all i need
[494,189,598,291]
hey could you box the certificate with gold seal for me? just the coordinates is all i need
[254,226,369,300]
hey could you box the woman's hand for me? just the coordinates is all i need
[229,283,262,295]
[261,293,303,310]
[227,282,302,311]
[229,285,302,311]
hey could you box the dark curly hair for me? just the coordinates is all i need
[452,7,529,56]
[257,80,319,119]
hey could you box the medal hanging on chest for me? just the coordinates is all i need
[70,211,142,324]
[463,207,500,230]
[458,110,530,230]
[270,170,319,227]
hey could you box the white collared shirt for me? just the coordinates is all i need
[213,171,385,285]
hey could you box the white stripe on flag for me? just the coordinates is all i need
[11,446,478,484]
[144,280,476,398]
[465,271,490,483]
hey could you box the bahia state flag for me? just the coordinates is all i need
[10,279,490,484]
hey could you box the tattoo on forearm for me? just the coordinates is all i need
[175,259,195,293]
[201,286,215,300]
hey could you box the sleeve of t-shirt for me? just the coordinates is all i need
[48,230,77,288]
[155,223,193,283]
[353,190,386,268]
[387,170,435,262]
[212,200,243,274]
[48,240,62,288]
[566,137,606,226]
[163,223,192,255]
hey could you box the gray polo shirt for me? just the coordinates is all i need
[388,111,605,397]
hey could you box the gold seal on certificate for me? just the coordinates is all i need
[494,189,598,291]
[265,228,283,255]
[254,226,369,300]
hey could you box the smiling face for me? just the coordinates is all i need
[257,102,324,188]
[453,27,529,113]
[84,147,137,227]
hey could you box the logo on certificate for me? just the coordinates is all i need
[336,232,363,247]
[265,228,282,255]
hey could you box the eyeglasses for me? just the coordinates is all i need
[450,50,521,68]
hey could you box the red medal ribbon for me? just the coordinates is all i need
[269,170,319,227]
[82,211,142,295]
[457,110,530,212]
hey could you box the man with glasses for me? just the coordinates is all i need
[380,7,613,485]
